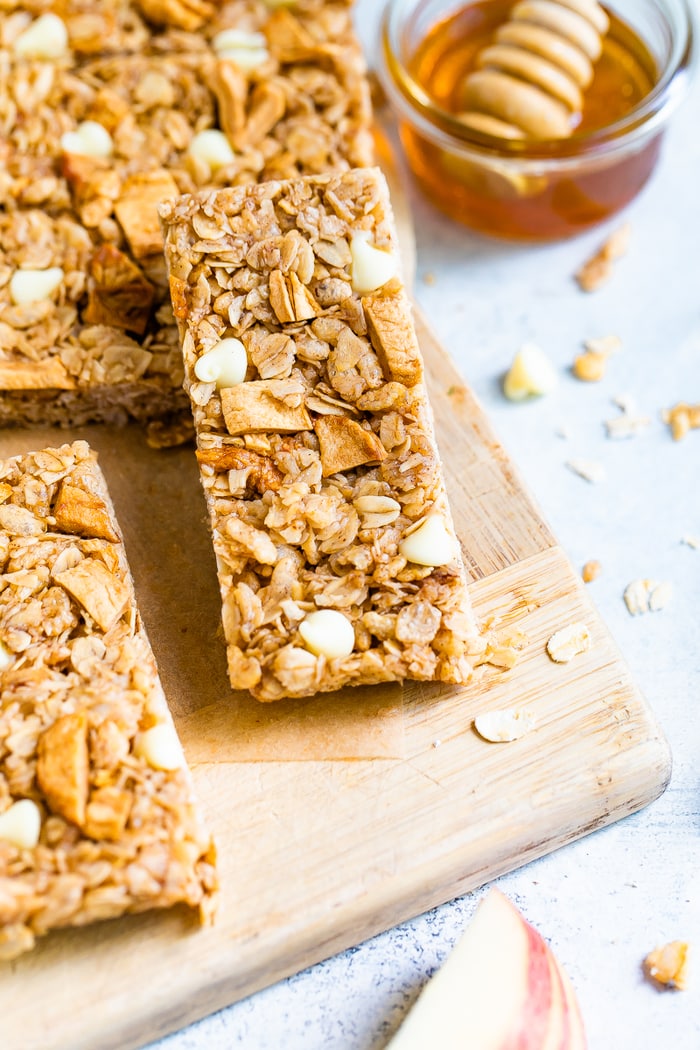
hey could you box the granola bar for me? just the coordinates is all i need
[160,169,483,702]
[0,440,216,960]
[0,1,373,429]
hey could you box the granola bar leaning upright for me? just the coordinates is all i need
[160,169,483,702]
[0,441,216,961]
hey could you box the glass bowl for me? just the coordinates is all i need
[378,0,697,240]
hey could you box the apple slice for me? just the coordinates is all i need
[386,889,587,1050]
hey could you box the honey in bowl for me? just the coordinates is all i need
[380,0,695,240]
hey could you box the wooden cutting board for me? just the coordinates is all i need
[1,309,670,1050]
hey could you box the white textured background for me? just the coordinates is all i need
[151,2,700,1046]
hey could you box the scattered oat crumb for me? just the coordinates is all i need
[582,560,602,583]
[585,335,623,356]
[644,941,690,990]
[575,223,631,292]
[477,626,529,671]
[422,271,436,286]
[566,458,606,483]
[661,402,700,441]
[605,395,651,439]
[432,739,442,749]
[474,707,535,743]
[681,535,700,549]
[546,622,591,663]
[623,579,672,615]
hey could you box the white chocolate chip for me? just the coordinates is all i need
[0,641,15,672]
[546,621,591,663]
[13,13,68,59]
[212,29,270,68]
[134,724,184,771]
[0,799,42,849]
[474,707,536,743]
[353,495,401,528]
[299,610,355,659]
[399,515,456,567]
[188,129,235,172]
[350,233,398,294]
[60,120,113,159]
[10,267,64,306]
[194,338,247,388]
[503,343,557,400]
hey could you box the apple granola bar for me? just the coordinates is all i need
[0,440,216,961]
[160,168,483,701]
[0,0,373,430]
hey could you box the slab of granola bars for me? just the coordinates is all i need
[160,168,485,701]
[0,0,372,430]
[0,440,216,961]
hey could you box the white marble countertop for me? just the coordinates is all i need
[150,5,700,1048]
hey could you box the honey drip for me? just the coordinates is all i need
[400,0,659,239]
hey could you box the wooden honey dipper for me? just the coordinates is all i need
[459,0,610,140]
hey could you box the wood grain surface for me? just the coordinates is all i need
[0,309,671,1050]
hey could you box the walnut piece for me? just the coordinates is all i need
[196,446,284,493]
[53,481,120,543]
[315,415,387,477]
[36,712,89,827]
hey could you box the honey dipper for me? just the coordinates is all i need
[459,0,610,140]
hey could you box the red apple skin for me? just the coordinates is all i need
[541,944,568,1050]
[504,915,554,1049]
[558,956,587,1050]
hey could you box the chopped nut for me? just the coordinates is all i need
[194,338,247,388]
[681,535,700,550]
[0,800,42,850]
[584,335,622,355]
[661,402,700,441]
[12,13,68,59]
[546,622,591,663]
[36,712,89,827]
[624,578,672,615]
[299,610,355,659]
[53,482,120,543]
[134,724,184,772]
[60,121,114,160]
[221,381,313,436]
[575,223,631,292]
[187,129,235,173]
[196,445,283,492]
[350,233,398,294]
[565,458,606,483]
[399,515,457,567]
[83,245,155,335]
[84,787,132,842]
[315,415,387,477]
[474,707,536,742]
[114,171,180,260]
[582,559,602,583]
[644,941,690,990]
[54,558,130,632]
[362,289,423,386]
[9,267,64,306]
[503,343,557,400]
